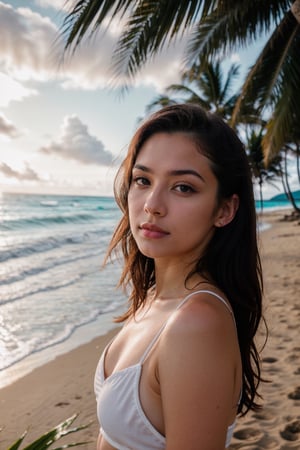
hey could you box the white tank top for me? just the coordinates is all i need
[94,290,239,449]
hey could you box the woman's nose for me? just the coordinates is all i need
[144,190,166,216]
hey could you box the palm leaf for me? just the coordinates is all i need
[6,414,91,450]
[232,11,299,116]
[229,11,300,162]
[63,0,217,79]
[145,95,178,114]
[62,0,136,50]
[165,84,208,105]
[186,0,290,66]
[6,432,27,450]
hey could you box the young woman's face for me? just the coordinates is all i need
[128,132,223,264]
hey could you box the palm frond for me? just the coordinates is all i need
[262,29,300,163]
[145,95,178,114]
[62,0,136,51]
[6,414,91,450]
[231,11,299,123]
[187,0,289,67]
[221,64,240,103]
[111,0,207,82]
[6,432,27,450]
[228,11,300,162]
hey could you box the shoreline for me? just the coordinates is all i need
[1,208,299,448]
[0,306,124,390]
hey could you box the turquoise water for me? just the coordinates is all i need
[255,199,296,212]
[0,193,125,381]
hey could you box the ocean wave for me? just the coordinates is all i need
[0,229,109,263]
[0,301,123,371]
[0,271,88,306]
[0,212,100,231]
[0,246,103,287]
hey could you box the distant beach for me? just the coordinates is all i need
[0,196,299,449]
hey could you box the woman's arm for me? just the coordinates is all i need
[158,294,239,450]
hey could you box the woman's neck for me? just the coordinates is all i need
[152,260,210,301]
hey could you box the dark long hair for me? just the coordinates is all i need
[105,104,264,415]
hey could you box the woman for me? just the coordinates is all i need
[94,104,264,449]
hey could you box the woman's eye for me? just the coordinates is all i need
[174,184,195,193]
[133,176,150,186]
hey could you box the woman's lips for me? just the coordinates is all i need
[140,223,170,239]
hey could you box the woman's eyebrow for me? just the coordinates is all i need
[169,169,205,182]
[133,164,205,182]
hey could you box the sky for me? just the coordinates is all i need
[0,0,296,199]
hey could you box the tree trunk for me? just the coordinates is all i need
[296,143,300,182]
[259,178,264,213]
[284,148,300,213]
[291,0,300,23]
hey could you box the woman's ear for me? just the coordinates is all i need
[214,194,239,227]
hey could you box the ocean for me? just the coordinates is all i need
[0,192,294,388]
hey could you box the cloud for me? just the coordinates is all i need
[0,113,21,138]
[0,72,37,107]
[0,162,41,180]
[0,2,60,81]
[40,115,115,165]
[0,2,183,93]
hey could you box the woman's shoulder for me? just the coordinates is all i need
[174,287,233,328]
[159,288,237,356]
[156,288,240,391]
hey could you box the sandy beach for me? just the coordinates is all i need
[0,210,299,449]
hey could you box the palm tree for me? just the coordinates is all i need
[146,61,240,120]
[246,130,282,212]
[145,60,264,130]
[62,1,300,164]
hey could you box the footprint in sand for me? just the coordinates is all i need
[280,420,300,441]
[234,427,264,442]
[253,409,277,422]
[262,357,278,363]
[288,386,300,400]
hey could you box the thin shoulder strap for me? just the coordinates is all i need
[140,289,235,364]
[191,289,234,315]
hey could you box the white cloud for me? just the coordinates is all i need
[0,2,60,81]
[0,72,37,107]
[0,162,41,180]
[0,113,21,138]
[40,114,115,165]
[0,1,183,93]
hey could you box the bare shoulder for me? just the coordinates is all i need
[165,289,235,339]
[157,289,239,371]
